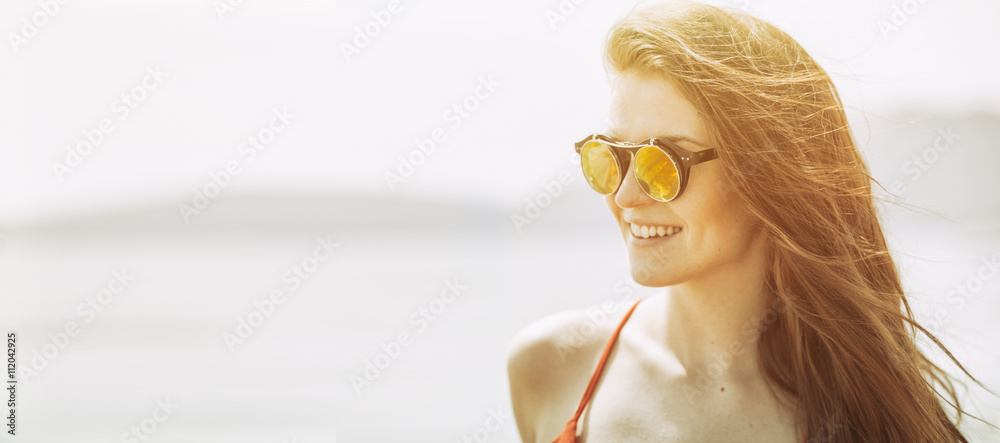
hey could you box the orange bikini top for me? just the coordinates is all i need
[550,297,807,443]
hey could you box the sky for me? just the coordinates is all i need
[2,1,1000,441]
[1,0,999,225]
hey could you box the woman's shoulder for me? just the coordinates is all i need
[507,298,635,372]
[506,299,636,441]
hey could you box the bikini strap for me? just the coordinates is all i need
[555,297,646,441]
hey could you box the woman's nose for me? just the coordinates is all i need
[614,154,654,208]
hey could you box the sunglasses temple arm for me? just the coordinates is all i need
[689,148,718,165]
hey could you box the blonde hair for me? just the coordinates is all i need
[605,2,985,441]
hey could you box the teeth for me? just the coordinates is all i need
[628,223,682,239]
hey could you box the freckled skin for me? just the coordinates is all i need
[508,71,802,443]
[603,71,764,289]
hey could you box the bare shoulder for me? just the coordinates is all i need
[506,300,627,382]
[506,298,635,443]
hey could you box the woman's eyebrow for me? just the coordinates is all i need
[604,129,709,148]
[660,134,711,148]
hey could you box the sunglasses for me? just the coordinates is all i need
[574,133,719,202]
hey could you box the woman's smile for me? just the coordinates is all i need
[624,220,684,245]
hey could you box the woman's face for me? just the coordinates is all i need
[604,71,764,287]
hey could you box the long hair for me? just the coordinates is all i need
[605,2,986,441]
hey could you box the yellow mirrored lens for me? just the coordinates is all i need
[635,147,679,201]
[581,141,619,194]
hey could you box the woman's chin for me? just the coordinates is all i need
[629,263,682,288]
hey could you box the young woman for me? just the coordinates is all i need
[507,2,985,442]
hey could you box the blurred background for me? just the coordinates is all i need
[1,0,998,441]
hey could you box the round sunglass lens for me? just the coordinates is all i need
[580,141,620,195]
[635,147,680,201]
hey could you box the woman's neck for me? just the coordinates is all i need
[659,233,772,385]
